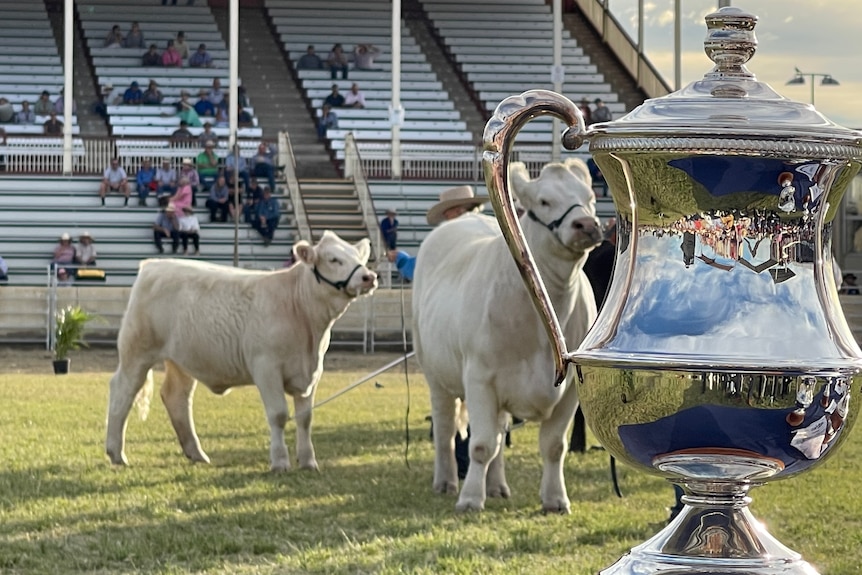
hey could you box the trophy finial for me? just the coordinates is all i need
[703,6,758,80]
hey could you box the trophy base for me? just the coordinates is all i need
[601,493,819,575]
[601,450,820,574]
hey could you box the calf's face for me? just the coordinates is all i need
[511,160,602,254]
[295,231,378,297]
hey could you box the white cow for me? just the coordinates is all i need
[413,159,601,512]
[105,230,377,471]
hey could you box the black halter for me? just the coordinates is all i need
[527,203,584,232]
[313,264,363,292]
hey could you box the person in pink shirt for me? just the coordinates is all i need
[169,176,193,215]
[162,39,182,68]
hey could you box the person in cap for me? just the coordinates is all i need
[154,158,178,199]
[188,43,213,68]
[153,203,180,254]
[136,159,157,206]
[380,208,399,250]
[99,158,130,207]
[74,231,97,267]
[178,206,201,255]
[52,233,75,267]
[122,81,143,105]
[252,186,281,246]
[592,97,612,123]
[56,267,74,287]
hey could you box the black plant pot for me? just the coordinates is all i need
[53,359,70,375]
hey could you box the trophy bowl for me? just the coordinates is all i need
[483,7,862,574]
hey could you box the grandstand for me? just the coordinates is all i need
[0,0,659,346]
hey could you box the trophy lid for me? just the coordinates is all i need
[589,7,862,151]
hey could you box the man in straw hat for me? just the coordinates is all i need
[74,231,97,267]
[387,185,488,282]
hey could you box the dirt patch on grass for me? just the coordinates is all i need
[0,344,419,375]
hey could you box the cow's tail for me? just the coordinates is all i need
[455,398,469,440]
[133,369,154,421]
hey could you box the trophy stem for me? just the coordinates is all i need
[599,480,820,575]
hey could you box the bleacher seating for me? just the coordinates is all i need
[76,0,262,139]
[0,0,80,136]
[266,0,475,162]
[422,0,626,143]
[0,176,297,287]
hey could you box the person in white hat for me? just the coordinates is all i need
[387,185,489,281]
[425,185,488,226]
[52,233,75,268]
[74,231,97,267]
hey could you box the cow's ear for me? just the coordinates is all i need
[293,240,316,265]
[354,238,371,264]
[508,161,531,201]
[564,158,592,188]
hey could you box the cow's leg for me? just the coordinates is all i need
[538,380,578,514]
[486,411,511,499]
[457,371,502,512]
[293,384,318,471]
[253,365,291,472]
[105,360,152,465]
[428,380,459,495]
[161,360,209,463]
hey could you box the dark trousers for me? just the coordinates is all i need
[569,407,587,452]
[330,64,348,80]
[253,164,276,192]
[253,216,279,240]
[206,198,230,222]
[180,231,200,252]
[154,230,179,253]
[225,168,249,191]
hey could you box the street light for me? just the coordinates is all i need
[786,67,840,105]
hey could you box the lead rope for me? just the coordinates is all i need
[400,274,411,468]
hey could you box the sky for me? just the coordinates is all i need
[607,0,862,129]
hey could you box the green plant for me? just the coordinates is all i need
[53,305,98,360]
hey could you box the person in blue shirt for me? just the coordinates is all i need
[387,249,415,282]
[135,159,157,206]
[193,89,215,118]
[122,81,143,105]
[224,151,249,191]
[252,186,280,246]
[380,208,398,250]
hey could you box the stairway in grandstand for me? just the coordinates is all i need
[0,0,80,136]
[300,180,367,243]
[0,177,297,287]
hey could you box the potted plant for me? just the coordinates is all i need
[53,305,98,374]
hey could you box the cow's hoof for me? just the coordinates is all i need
[455,498,484,512]
[433,480,458,495]
[299,461,320,472]
[186,452,211,464]
[270,463,292,473]
[542,501,572,515]
[487,483,511,499]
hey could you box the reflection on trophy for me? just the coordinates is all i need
[483,7,862,575]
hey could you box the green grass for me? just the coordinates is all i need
[1,366,860,574]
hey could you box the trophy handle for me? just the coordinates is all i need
[482,90,589,386]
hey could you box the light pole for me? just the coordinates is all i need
[786,67,840,106]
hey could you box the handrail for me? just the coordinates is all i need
[574,0,672,98]
[278,130,312,243]
[344,133,384,262]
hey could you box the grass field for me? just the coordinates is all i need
[1,360,861,574]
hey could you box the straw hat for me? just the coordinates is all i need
[182,158,193,166]
[426,185,487,226]
[79,231,94,241]
[60,233,71,241]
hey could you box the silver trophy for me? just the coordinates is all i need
[483,7,862,575]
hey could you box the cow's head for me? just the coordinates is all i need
[294,231,377,297]
[510,158,602,254]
